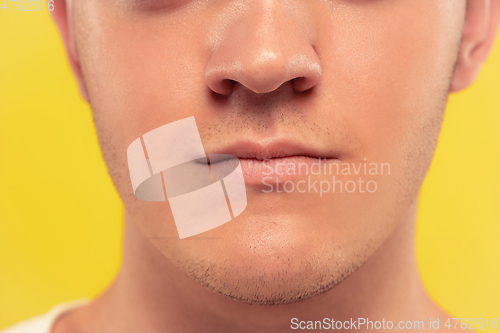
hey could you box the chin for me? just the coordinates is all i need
[188,246,364,305]
[171,213,370,305]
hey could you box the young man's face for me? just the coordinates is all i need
[72,0,465,304]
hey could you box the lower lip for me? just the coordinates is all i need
[236,156,334,186]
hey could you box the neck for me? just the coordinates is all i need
[84,200,440,333]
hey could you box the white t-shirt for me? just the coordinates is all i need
[0,300,89,333]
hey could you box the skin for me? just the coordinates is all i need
[49,0,500,332]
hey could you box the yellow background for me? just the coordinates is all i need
[1,9,499,331]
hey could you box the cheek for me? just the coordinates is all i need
[75,6,212,200]
[316,0,461,181]
[80,20,206,133]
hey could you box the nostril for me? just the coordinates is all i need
[221,79,236,95]
[210,78,236,96]
[292,75,319,93]
[292,77,305,91]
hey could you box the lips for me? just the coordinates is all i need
[203,139,340,186]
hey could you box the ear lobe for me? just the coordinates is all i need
[50,0,89,103]
[450,0,500,93]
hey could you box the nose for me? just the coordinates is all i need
[204,2,322,96]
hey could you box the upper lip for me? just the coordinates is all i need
[205,138,340,162]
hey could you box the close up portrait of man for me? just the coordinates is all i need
[1,0,500,332]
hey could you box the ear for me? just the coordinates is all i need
[50,0,89,103]
[450,0,500,92]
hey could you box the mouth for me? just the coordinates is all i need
[201,139,340,186]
